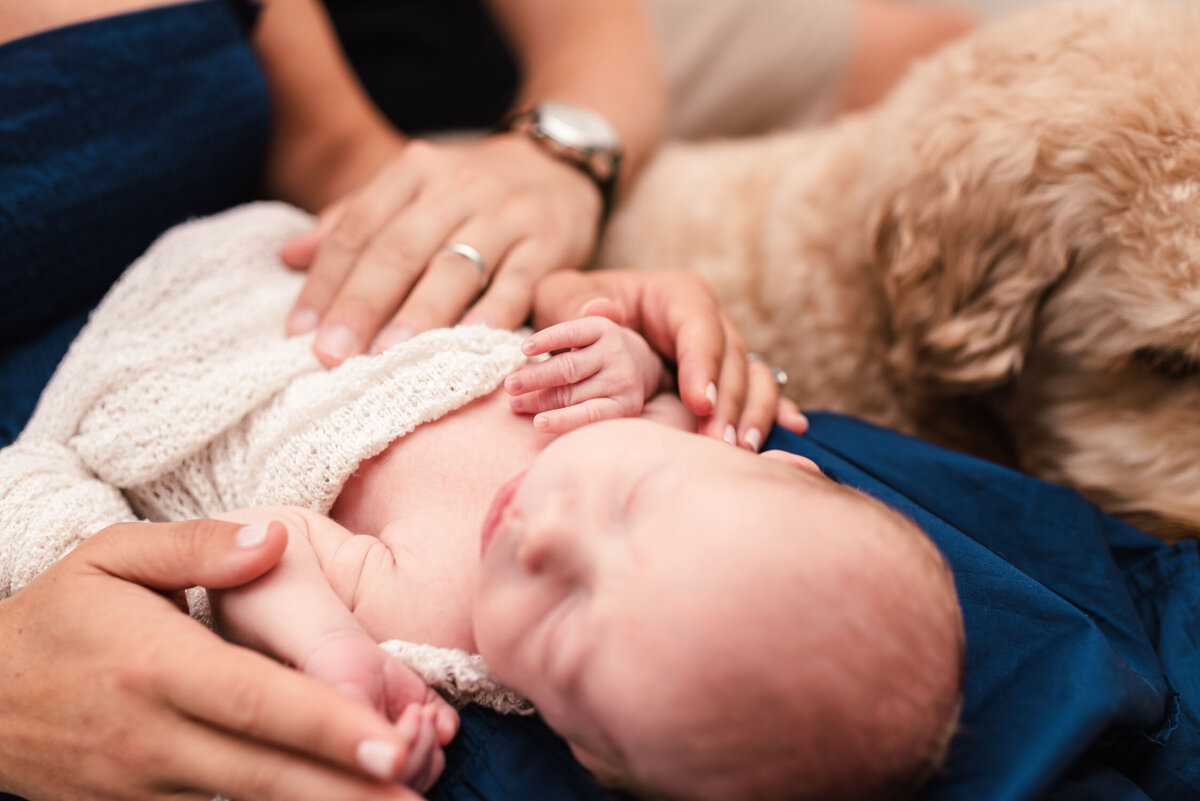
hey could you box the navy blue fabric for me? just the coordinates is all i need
[762,413,1200,801]
[323,0,518,134]
[0,0,271,444]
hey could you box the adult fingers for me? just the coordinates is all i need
[378,208,529,347]
[313,189,481,365]
[281,200,346,273]
[638,273,725,418]
[82,519,287,591]
[288,161,422,337]
[776,397,810,435]
[697,312,747,444]
[168,717,422,801]
[163,637,424,783]
[461,237,559,330]
[738,359,783,452]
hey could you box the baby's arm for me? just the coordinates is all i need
[210,507,455,790]
[505,314,670,434]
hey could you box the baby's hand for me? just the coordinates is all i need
[303,629,457,792]
[506,315,666,434]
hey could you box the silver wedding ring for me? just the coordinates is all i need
[440,242,489,287]
[748,352,788,390]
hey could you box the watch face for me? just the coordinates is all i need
[536,101,621,154]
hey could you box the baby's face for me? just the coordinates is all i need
[471,418,847,786]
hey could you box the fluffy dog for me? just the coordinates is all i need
[598,0,1200,540]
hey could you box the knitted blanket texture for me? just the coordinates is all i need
[0,203,531,712]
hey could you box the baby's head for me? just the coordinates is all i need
[473,418,963,801]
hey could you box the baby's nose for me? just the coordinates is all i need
[515,492,579,575]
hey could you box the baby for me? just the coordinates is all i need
[0,204,963,801]
[214,317,965,800]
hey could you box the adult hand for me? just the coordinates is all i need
[280,134,602,366]
[0,519,427,801]
[531,269,809,450]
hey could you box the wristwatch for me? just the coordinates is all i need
[502,101,623,223]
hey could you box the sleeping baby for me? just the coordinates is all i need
[0,204,963,801]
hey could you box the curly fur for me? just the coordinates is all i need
[599,0,1200,540]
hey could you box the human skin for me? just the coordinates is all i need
[0,518,428,801]
[211,318,819,788]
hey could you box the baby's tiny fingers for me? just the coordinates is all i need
[398,706,442,792]
[533,398,623,434]
[506,348,603,395]
[521,317,608,357]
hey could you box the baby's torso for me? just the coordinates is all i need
[330,387,553,651]
[329,386,695,653]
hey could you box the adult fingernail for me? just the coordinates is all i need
[724,424,737,446]
[746,427,763,452]
[356,739,400,781]
[315,325,358,361]
[705,382,718,410]
[288,307,319,335]
[235,523,268,548]
[377,326,415,352]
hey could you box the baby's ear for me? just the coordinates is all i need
[761,450,822,475]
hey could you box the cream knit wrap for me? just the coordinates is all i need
[0,203,532,713]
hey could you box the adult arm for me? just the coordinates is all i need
[261,0,667,364]
[0,518,426,801]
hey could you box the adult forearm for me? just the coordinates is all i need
[486,0,667,191]
[253,0,404,211]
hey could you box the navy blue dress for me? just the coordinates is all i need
[0,0,271,444]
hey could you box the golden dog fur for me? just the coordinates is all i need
[599,0,1200,540]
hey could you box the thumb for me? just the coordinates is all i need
[280,201,345,271]
[532,270,627,329]
[80,519,288,592]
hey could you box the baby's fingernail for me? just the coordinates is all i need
[723,424,737,446]
[315,325,358,361]
[705,382,718,411]
[288,307,319,335]
[356,739,400,781]
[460,313,489,328]
[506,376,523,394]
[534,415,550,432]
[235,523,269,548]
[745,427,763,452]
[522,339,537,355]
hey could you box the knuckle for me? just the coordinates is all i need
[554,356,583,386]
[367,231,422,269]
[499,192,540,223]
[328,209,374,252]
[331,293,391,327]
[552,385,575,409]
[241,757,288,801]
[401,138,436,165]
[223,675,269,737]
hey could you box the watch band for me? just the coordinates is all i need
[500,104,622,225]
